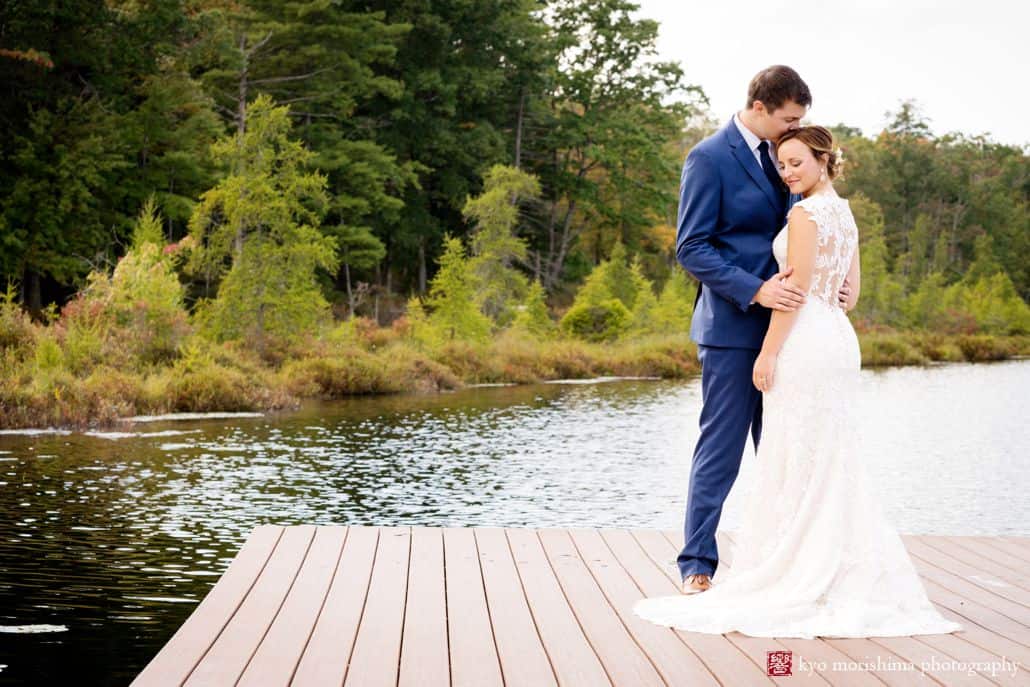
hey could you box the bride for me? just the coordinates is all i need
[632,126,963,639]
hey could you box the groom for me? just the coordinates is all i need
[675,66,836,594]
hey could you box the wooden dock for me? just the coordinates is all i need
[131,526,1030,686]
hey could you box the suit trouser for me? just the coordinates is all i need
[677,344,763,581]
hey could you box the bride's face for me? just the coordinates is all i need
[776,139,825,195]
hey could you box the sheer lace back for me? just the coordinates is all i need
[773,192,859,308]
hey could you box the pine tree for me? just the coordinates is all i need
[336,225,386,318]
[849,193,904,325]
[187,94,338,355]
[652,269,695,334]
[626,255,659,337]
[424,234,492,344]
[511,279,557,339]
[464,164,541,326]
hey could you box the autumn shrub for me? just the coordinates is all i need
[857,333,929,367]
[559,299,631,343]
[281,350,400,398]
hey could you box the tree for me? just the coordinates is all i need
[0,0,228,312]
[963,233,1002,285]
[358,0,543,295]
[187,94,338,356]
[463,164,542,326]
[192,0,417,302]
[896,213,933,291]
[519,0,702,291]
[652,269,695,334]
[848,193,904,326]
[60,198,191,367]
[423,234,492,344]
[336,226,386,318]
[559,239,640,341]
[626,255,660,337]
[511,279,557,339]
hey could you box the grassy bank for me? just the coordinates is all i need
[1,321,1027,431]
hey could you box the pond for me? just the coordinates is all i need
[0,359,1027,684]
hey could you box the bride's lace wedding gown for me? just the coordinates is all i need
[633,191,963,639]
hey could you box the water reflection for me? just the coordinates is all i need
[0,360,1027,684]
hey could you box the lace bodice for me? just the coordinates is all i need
[772,191,858,308]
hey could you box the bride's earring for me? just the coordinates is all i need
[820,167,827,182]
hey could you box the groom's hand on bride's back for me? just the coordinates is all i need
[752,266,806,311]
[839,277,855,311]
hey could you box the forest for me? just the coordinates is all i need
[1,0,1027,428]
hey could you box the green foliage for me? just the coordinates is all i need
[1,98,133,288]
[963,233,1003,284]
[521,0,703,289]
[573,242,637,310]
[0,0,226,307]
[423,234,492,345]
[511,279,557,340]
[559,298,631,342]
[337,226,387,273]
[188,94,338,355]
[282,352,401,398]
[562,240,664,342]
[963,272,1030,335]
[848,194,904,326]
[896,213,934,291]
[626,256,660,337]
[464,164,541,325]
[0,283,36,354]
[835,101,1030,301]
[898,269,1030,335]
[651,269,696,334]
[132,196,165,249]
[66,202,191,368]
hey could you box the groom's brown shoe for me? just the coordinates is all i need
[681,573,712,594]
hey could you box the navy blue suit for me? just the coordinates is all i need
[675,116,797,581]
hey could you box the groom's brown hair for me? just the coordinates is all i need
[747,65,811,111]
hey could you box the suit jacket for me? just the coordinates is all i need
[676,116,798,349]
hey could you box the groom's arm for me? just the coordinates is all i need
[675,149,765,312]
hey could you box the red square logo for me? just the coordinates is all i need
[767,650,792,676]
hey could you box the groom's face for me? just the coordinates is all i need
[756,100,807,140]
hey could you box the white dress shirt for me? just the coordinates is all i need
[733,111,776,169]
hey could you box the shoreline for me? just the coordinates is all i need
[1,332,1026,433]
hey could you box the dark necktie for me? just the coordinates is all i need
[757,140,785,198]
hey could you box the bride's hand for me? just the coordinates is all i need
[753,351,777,392]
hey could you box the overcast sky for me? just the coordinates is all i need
[632,0,1029,147]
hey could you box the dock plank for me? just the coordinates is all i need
[398,526,449,687]
[475,527,557,686]
[715,530,947,687]
[132,527,1030,687]
[538,528,665,685]
[131,524,283,687]
[568,527,719,686]
[185,525,316,686]
[237,526,346,687]
[444,526,504,687]
[905,538,1030,608]
[342,525,411,687]
[633,528,776,685]
[655,529,830,686]
[290,525,377,687]
[507,528,612,685]
[975,537,1030,564]
[914,536,1030,592]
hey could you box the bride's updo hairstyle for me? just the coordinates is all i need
[776,125,845,180]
